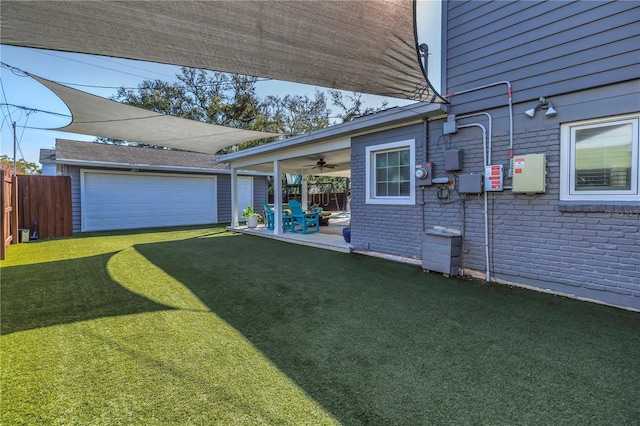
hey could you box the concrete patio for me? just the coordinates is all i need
[228,214,351,253]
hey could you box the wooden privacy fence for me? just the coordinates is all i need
[18,175,72,241]
[1,171,18,260]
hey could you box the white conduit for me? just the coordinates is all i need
[457,123,490,282]
[445,81,514,162]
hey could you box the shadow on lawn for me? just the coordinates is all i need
[1,252,173,335]
[134,234,640,424]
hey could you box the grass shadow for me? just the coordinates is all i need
[1,253,173,335]
[134,234,640,424]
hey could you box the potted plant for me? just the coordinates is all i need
[342,223,351,243]
[242,206,260,228]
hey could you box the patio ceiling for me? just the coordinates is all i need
[1,0,443,103]
[247,148,353,178]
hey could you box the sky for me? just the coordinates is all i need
[0,45,414,165]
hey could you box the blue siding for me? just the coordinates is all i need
[445,1,640,110]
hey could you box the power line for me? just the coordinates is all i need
[0,103,71,118]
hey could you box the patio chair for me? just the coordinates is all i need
[288,199,319,234]
[262,201,275,230]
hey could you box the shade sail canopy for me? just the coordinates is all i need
[2,0,442,102]
[33,75,280,154]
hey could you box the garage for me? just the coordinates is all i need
[81,170,217,231]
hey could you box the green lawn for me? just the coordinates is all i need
[1,225,639,425]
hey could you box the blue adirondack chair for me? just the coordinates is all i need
[288,199,319,234]
[262,201,275,230]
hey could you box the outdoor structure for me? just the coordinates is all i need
[43,139,268,232]
[221,1,640,311]
[4,1,638,309]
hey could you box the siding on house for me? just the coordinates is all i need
[353,79,639,310]
[216,174,269,223]
[444,1,640,111]
[66,166,82,232]
[351,124,425,259]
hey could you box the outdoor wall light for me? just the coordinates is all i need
[525,97,557,118]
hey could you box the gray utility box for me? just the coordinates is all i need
[422,229,462,275]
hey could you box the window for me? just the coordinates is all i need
[366,139,415,204]
[560,115,639,201]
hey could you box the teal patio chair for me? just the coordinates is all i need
[262,201,275,230]
[288,199,319,234]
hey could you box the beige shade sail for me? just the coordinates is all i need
[2,0,443,102]
[33,75,281,154]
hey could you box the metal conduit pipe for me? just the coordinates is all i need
[458,112,493,164]
[444,81,514,161]
[457,123,490,282]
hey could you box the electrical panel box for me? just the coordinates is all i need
[512,153,546,193]
[443,114,457,134]
[444,149,463,171]
[458,173,483,194]
[484,164,504,191]
[415,162,432,186]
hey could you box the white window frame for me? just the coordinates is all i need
[560,114,639,202]
[365,139,415,205]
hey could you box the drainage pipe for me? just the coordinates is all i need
[457,123,490,282]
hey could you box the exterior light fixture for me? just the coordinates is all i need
[525,97,557,118]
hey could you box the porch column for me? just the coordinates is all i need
[231,167,239,227]
[273,160,282,235]
[301,170,308,210]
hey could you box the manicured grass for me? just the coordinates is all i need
[2,225,639,425]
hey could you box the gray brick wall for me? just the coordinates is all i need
[351,124,425,259]
[351,93,639,310]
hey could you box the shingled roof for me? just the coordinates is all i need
[53,139,229,172]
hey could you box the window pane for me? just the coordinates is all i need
[400,149,410,165]
[575,123,632,191]
[400,165,410,181]
[387,183,399,196]
[376,167,387,182]
[376,182,387,196]
[399,182,410,196]
[388,151,399,167]
[376,153,387,168]
[388,167,399,182]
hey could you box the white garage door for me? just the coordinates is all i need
[82,171,217,231]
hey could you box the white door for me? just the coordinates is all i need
[237,176,254,222]
[81,171,217,231]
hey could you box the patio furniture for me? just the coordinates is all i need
[262,201,275,230]
[288,200,319,234]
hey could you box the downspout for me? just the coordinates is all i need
[457,123,490,282]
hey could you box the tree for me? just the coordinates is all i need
[329,90,389,123]
[109,67,387,206]
[0,155,41,175]
[108,67,386,153]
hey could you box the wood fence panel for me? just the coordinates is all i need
[1,171,18,260]
[18,175,72,240]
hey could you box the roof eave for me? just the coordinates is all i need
[219,102,447,162]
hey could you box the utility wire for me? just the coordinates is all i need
[0,103,71,118]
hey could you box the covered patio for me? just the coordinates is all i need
[221,102,447,250]
[229,213,351,253]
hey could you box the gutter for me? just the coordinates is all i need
[55,159,271,176]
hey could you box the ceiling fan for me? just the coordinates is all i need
[304,158,338,171]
